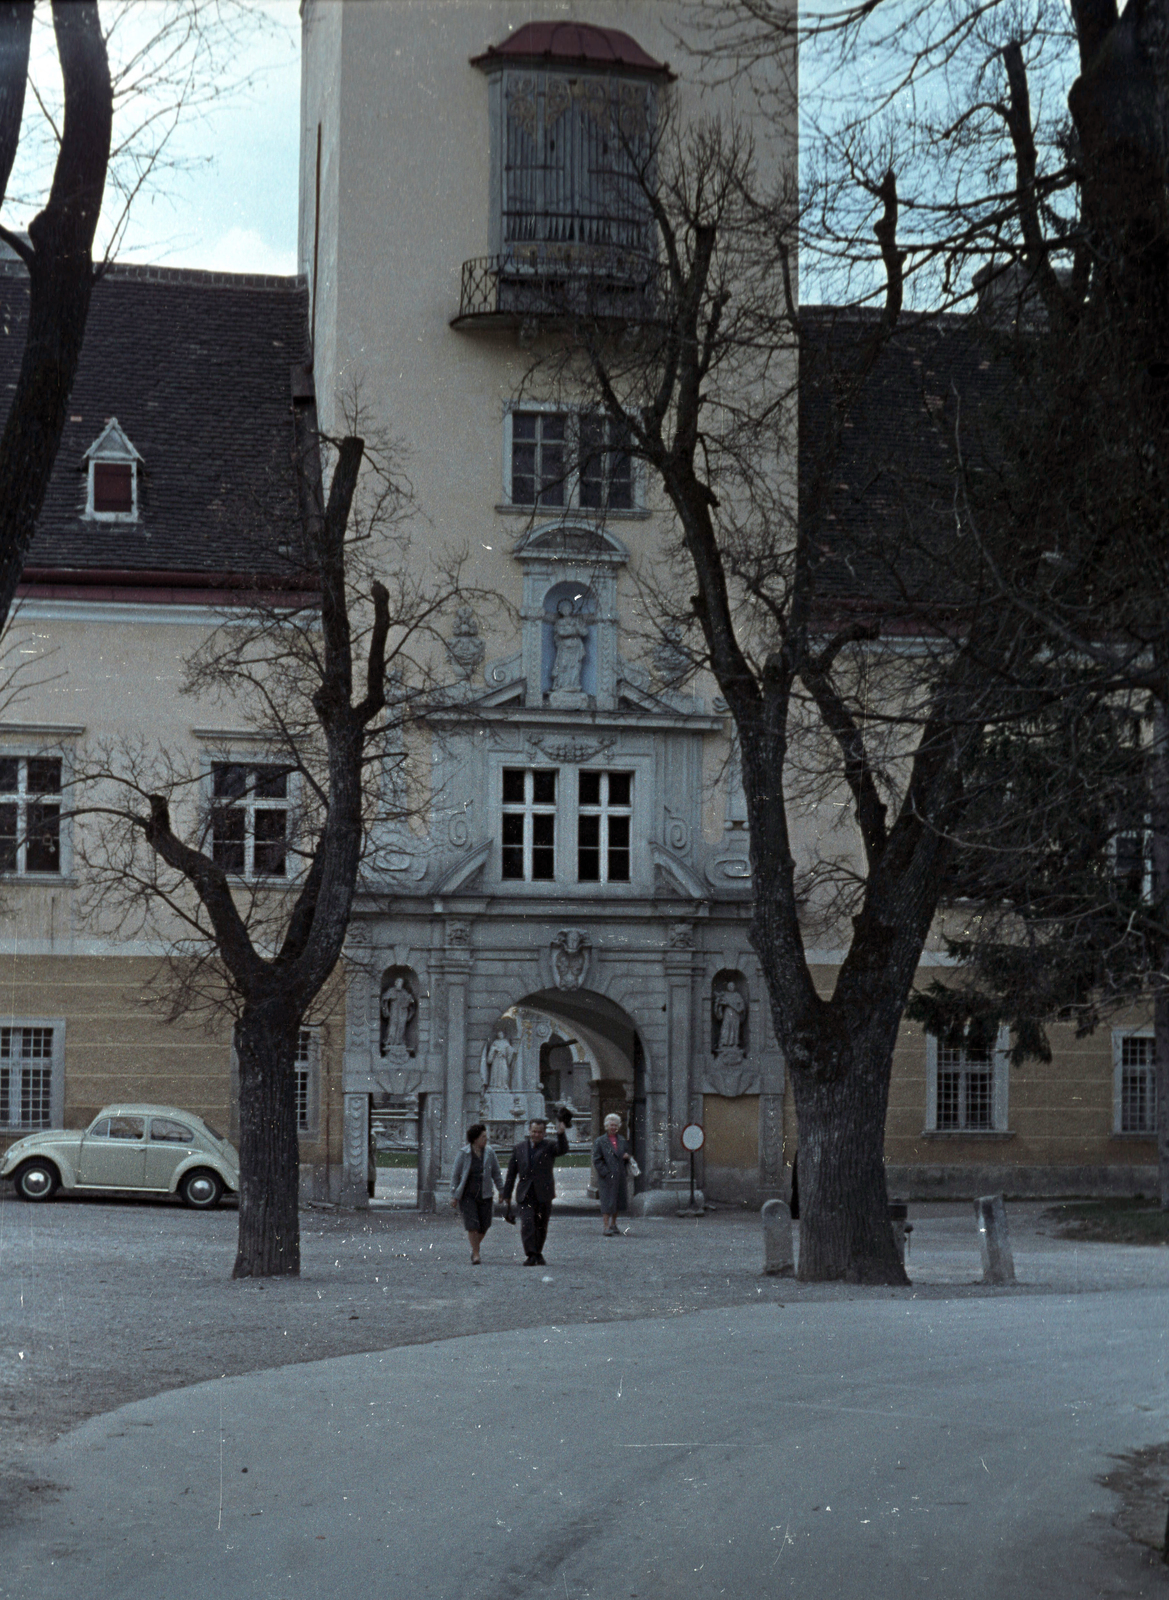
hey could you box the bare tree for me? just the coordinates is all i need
[74,423,477,1277]
[0,0,284,631]
[0,1,111,628]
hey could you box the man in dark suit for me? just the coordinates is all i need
[502,1116,569,1266]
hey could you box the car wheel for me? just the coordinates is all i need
[14,1159,59,1202]
[179,1169,223,1210]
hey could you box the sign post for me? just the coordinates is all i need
[680,1122,705,1214]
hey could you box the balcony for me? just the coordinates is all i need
[452,248,659,329]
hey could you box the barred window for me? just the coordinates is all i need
[927,1031,1007,1133]
[1119,1035,1156,1134]
[295,1029,313,1134]
[0,756,62,875]
[501,69,655,262]
[0,1026,55,1130]
[936,1043,994,1131]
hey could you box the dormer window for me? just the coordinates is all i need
[83,418,141,521]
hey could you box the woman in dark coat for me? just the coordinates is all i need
[592,1112,632,1237]
[449,1123,505,1264]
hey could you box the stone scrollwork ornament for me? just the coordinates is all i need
[446,605,485,680]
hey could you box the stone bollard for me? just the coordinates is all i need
[762,1198,795,1276]
[974,1193,1016,1284]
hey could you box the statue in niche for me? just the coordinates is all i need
[380,977,416,1057]
[713,981,747,1059]
[483,1028,516,1091]
[550,599,589,699]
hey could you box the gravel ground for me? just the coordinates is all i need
[3,1189,1168,1479]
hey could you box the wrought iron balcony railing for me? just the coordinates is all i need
[452,250,659,328]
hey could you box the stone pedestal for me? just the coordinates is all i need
[483,1089,545,1124]
[974,1193,1015,1283]
[761,1198,795,1275]
[548,689,588,710]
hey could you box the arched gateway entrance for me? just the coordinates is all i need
[477,989,648,1180]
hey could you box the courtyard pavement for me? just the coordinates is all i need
[2,1195,1168,1597]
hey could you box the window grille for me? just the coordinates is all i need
[0,1026,54,1129]
[935,1042,994,1131]
[295,1029,312,1133]
[502,71,654,262]
[1120,1035,1156,1133]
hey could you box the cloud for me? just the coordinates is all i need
[183,227,298,277]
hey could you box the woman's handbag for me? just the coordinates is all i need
[628,1157,641,1178]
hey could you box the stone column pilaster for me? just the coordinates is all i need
[663,944,701,1191]
[759,1093,785,1200]
[432,920,473,1183]
[340,1091,369,1208]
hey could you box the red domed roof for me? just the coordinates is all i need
[472,21,672,77]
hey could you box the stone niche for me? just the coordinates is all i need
[379,965,420,1062]
[706,969,756,1097]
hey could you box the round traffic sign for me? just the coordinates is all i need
[680,1122,705,1152]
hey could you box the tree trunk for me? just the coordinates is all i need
[789,1037,909,1285]
[233,1004,301,1278]
[1153,692,1169,1211]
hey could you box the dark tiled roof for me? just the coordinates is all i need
[799,307,1016,612]
[472,21,671,76]
[1,261,309,582]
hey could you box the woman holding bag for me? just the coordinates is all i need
[592,1112,635,1237]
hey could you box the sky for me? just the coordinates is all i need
[7,1,302,277]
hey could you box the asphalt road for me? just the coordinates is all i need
[2,1289,1168,1599]
[3,1197,1169,1597]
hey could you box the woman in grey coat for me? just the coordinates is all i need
[449,1123,505,1264]
[592,1112,632,1237]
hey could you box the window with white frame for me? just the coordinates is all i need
[1114,1031,1156,1133]
[926,1030,1009,1132]
[83,418,141,522]
[501,767,557,881]
[0,1024,62,1130]
[295,1028,318,1136]
[577,770,631,882]
[210,762,290,879]
[0,755,61,875]
[508,409,635,510]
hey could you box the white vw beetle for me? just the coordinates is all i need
[1,1103,240,1209]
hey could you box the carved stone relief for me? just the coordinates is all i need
[446,605,485,680]
[551,928,590,990]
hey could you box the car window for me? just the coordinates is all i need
[107,1115,145,1140]
[150,1118,194,1143]
[87,1117,110,1138]
[202,1121,225,1143]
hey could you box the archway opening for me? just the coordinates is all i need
[480,986,648,1185]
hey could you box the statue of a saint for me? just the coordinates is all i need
[484,1028,516,1091]
[380,978,416,1053]
[550,599,589,695]
[714,981,746,1055]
